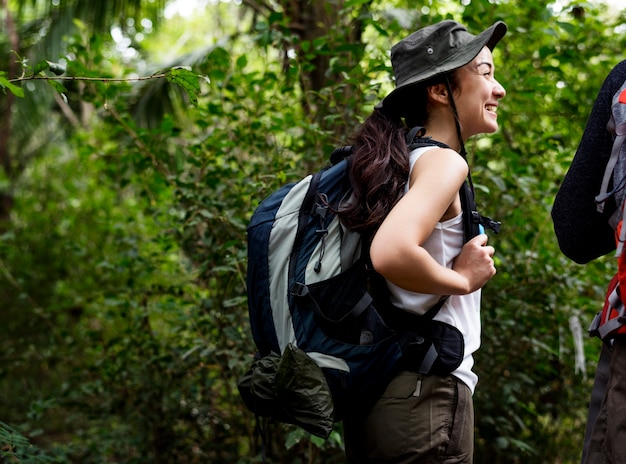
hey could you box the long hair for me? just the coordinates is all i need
[337,109,409,234]
[338,72,458,235]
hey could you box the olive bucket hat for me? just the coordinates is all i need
[378,20,507,113]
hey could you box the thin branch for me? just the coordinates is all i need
[1,0,19,179]
[8,72,171,84]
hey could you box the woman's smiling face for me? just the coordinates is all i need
[453,46,506,139]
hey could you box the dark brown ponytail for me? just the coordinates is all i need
[337,109,409,234]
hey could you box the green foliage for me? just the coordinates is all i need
[0,420,65,462]
[2,0,626,462]
[0,71,24,97]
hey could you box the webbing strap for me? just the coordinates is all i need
[598,284,626,339]
[349,293,374,320]
[596,133,625,213]
[607,285,623,316]
[599,318,624,339]
[290,282,373,323]
[417,343,438,374]
[340,227,361,271]
[407,129,500,238]
[595,85,626,213]
[257,415,270,463]
[589,311,602,336]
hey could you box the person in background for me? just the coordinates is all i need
[552,60,626,464]
[338,19,507,463]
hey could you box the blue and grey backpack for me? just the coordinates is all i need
[238,130,500,439]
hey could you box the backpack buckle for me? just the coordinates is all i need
[589,312,601,337]
[485,218,501,234]
[290,282,309,297]
[472,211,501,234]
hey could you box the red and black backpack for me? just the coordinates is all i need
[589,86,626,343]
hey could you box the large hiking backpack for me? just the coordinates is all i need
[590,83,626,343]
[238,130,501,439]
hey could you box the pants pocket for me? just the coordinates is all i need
[343,372,421,461]
[443,381,474,462]
[344,373,471,463]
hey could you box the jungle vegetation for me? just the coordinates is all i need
[2,0,626,462]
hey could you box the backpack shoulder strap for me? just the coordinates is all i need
[596,83,626,214]
[406,126,501,240]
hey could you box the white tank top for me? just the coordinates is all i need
[386,145,481,393]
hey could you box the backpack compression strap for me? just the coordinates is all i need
[595,122,626,214]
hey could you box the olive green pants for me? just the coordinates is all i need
[343,371,474,464]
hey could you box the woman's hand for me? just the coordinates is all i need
[452,233,496,293]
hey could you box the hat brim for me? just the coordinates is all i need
[378,21,507,113]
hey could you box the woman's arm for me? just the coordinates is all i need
[370,148,495,295]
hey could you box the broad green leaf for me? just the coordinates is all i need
[0,75,24,98]
[166,67,200,107]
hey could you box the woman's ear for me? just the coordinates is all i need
[427,84,449,105]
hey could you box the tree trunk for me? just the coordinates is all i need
[280,0,371,135]
[0,0,17,221]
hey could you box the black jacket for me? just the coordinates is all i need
[552,61,626,264]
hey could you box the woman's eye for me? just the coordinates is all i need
[477,64,493,77]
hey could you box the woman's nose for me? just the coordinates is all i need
[494,80,506,99]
